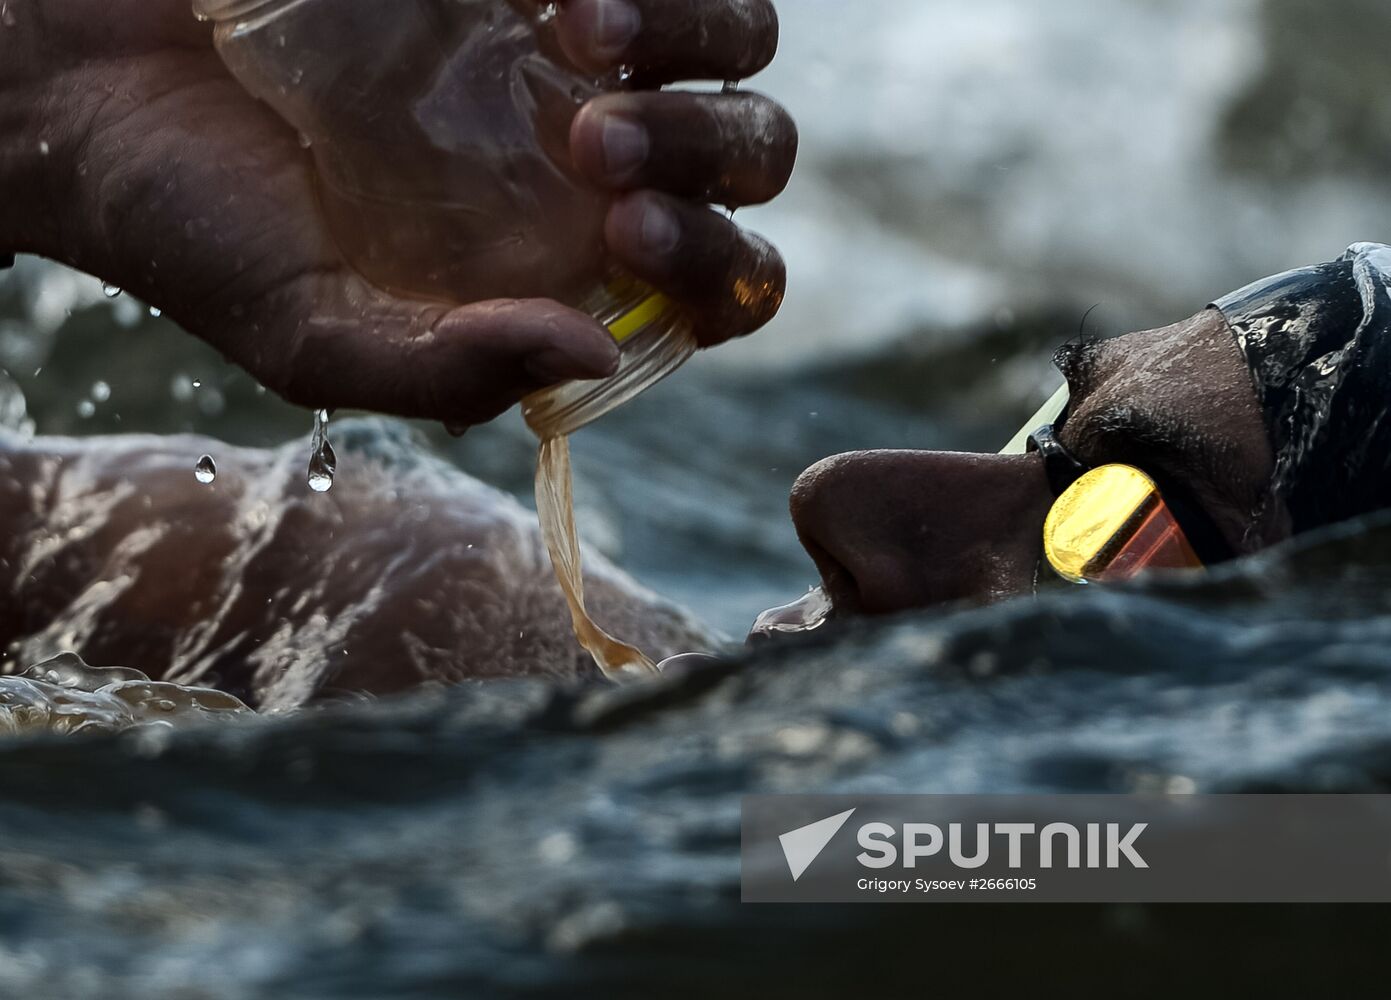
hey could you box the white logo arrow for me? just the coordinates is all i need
[779,808,856,882]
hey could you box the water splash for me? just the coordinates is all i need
[307,408,337,493]
[194,454,217,485]
[0,652,251,737]
[746,587,833,644]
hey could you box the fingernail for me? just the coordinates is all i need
[590,0,641,60]
[639,200,681,256]
[599,114,648,179]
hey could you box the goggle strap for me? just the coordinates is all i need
[1000,384,1071,455]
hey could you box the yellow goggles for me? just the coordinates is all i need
[1004,385,1217,585]
[1042,464,1202,584]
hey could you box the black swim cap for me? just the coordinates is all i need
[1215,242,1391,533]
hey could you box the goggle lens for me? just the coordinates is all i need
[1043,465,1202,584]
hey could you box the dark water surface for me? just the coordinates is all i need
[1,514,1390,995]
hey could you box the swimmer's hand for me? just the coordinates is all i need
[0,0,796,429]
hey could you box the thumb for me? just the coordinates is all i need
[261,287,621,428]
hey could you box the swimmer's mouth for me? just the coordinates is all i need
[746,585,843,645]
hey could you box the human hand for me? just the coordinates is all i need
[1,0,795,428]
[560,0,797,347]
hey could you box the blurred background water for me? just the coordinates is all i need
[3,0,1391,993]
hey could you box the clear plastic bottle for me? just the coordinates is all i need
[192,0,696,437]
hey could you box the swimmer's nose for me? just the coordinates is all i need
[789,450,1054,615]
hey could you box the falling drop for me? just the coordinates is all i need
[148,306,162,318]
[307,408,336,493]
[101,282,122,299]
[76,400,95,419]
[720,81,740,223]
[297,132,313,149]
[536,1,558,24]
[90,381,111,403]
[194,454,217,485]
[617,64,635,83]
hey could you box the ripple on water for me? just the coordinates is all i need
[0,653,252,737]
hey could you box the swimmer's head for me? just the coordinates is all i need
[778,244,1391,624]
[1217,242,1391,533]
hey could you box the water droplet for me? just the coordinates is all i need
[617,64,635,83]
[76,400,95,419]
[148,306,162,318]
[192,379,202,389]
[37,141,49,156]
[194,455,217,485]
[536,2,558,24]
[297,132,313,149]
[0,3,16,28]
[307,408,336,493]
[722,79,740,94]
[101,282,122,299]
[90,381,110,403]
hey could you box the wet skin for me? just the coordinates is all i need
[0,432,710,709]
[790,309,1290,616]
